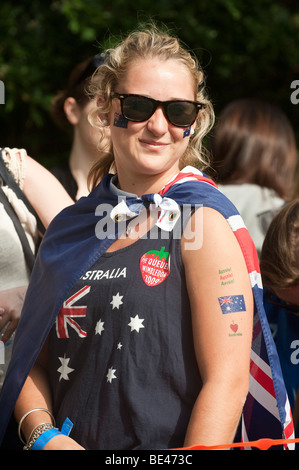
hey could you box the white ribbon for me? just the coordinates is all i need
[153,196,181,232]
[110,196,181,232]
[110,199,140,222]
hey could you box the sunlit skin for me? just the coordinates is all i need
[107,58,197,196]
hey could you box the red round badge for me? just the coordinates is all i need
[140,247,170,287]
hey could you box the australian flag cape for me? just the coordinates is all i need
[0,166,294,449]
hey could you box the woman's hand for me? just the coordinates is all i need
[0,285,27,342]
[43,434,85,450]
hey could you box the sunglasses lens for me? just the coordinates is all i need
[167,102,198,127]
[122,96,154,121]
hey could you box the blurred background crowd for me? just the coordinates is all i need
[0,0,298,179]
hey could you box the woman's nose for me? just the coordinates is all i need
[146,106,169,135]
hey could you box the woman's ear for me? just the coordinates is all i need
[63,97,81,125]
[191,122,197,135]
[96,95,110,126]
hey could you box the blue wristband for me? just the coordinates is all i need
[31,418,73,450]
[31,428,61,450]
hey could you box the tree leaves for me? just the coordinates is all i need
[0,0,297,163]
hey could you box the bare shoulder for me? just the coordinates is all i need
[181,206,246,267]
[181,206,253,329]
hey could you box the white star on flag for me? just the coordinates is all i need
[57,354,74,381]
[110,292,123,310]
[106,367,117,383]
[128,315,145,332]
[95,319,105,335]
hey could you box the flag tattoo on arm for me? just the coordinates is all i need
[218,294,246,314]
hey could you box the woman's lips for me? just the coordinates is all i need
[139,139,169,150]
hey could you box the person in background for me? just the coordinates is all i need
[260,199,299,432]
[210,99,297,256]
[0,28,293,451]
[0,147,73,390]
[50,53,108,200]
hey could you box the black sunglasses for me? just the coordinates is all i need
[112,93,205,128]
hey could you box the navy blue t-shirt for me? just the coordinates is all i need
[48,228,202,450]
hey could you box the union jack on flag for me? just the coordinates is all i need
[56,285,90,338]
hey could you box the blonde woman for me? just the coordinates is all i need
[0,28,293,450]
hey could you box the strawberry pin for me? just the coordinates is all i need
[140,246,170,287]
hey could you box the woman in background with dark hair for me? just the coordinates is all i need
[260,199,299,433]
[211,98,297,256]
[50,53,109,200]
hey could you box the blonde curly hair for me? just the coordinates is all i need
[87,27,215,190]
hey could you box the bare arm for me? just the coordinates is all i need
[0,157,74,341]
[23,156,74,229]
[182,207,253,448]
[14,339,84,450]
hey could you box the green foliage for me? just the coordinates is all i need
[0,0,298,166]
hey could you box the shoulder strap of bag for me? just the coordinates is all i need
[0,185,35,272]
[0,148,45,234]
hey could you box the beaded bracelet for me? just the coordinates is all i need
[27,418,73,451]
[23,423,55,450]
